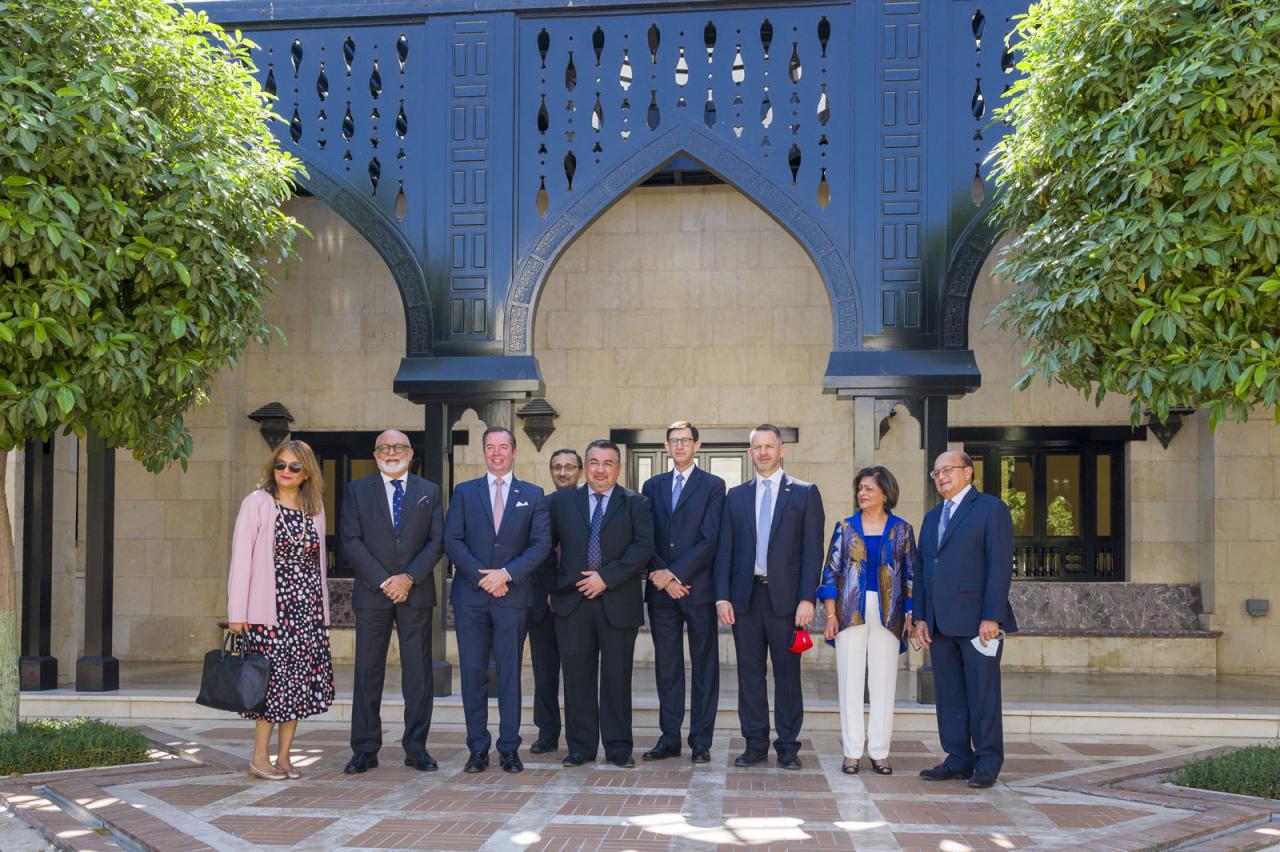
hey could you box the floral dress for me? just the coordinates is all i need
[241,505,335,723]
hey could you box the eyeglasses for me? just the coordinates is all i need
[668,437,696,447]
[929,464,970,480]
[274,462,304,473]
[374,443,411,455]
[550,463,580,472]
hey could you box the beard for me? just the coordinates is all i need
[377,457,411,477]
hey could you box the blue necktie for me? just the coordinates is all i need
[937,499,953,547]
[756,479,773,576]
[671,473,684,511]
[391,479,404,535]
[587,492,604,572]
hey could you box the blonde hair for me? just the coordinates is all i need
[259,440,324,516]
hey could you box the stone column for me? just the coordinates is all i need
[77,431,118,691]
[422,401,452,697]
[916,395,948,705]
[19,440,57,690]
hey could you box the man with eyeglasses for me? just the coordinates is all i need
[339,430,444,775]
[544,440,653,768]
[640,422,725,764]
[444,427,551,773]
[913,451,1016,790]
[526,449,583,755]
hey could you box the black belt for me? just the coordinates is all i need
[753,575,769,585]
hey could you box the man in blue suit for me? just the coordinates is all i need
[714,424,824,770]
[913,450,1016,789]
[444,427,551,773]
[641,422,725,764]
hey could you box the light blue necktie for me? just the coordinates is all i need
[391,479,404,535]
[937,498,953,547]
[756,479,773,575]
[671,473,684,511]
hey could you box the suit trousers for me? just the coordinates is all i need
[555,597,638,761]
[455,603,528,754]
[732,581,804,756]
[527,607,562,742]
[648,599,719,751]
[929,629,1005,777]
[351,605,433,755]
[834,592,901,760]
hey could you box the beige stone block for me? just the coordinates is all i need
[1216,625,1268,673]
[1215,421,1274,457]
[115,461,157,501]
[639,233,703,273]
[585,233,641,274]
[1150,638,1215,672]
[1046,637,1091,669]
[1215,457,1275,499]
[1128,461,1165,503]
[1245,500,1280,541]
[1128,542,1198,584]
[1133,501,1199,544]
[115,500,166,541]
[609,310,666,349]
[723,194,774,230]
[717,386,771,427]
[164,502,214,540]
[702,231,763,272]
[114,576,154,616]
[114,539,148,578]
[1214,502,1250,541]
[1224,541,1276,584]
[593,194,638,234]
[1087,636,1152,670]
[309,314,363,353]
[1002,635,1041,669]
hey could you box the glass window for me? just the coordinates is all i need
[972,457,984,492]
[1000,454,1035,537]
[1046,454,1080,537]
[709,454,746,489]
[636,455,653,487]
[1096,454,1112,537]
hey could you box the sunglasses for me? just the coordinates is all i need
[274,462,304,473]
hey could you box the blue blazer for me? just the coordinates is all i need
[444,475,551,609]
[914,488,1018,637]
[714,473,825,618]
[642,466,726,607]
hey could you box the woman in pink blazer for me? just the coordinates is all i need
[227,440,334,780]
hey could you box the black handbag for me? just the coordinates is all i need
[196,632,271,714]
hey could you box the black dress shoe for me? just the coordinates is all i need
[529,738,558,755]
[968,771,997,789]
[690,748,711,764]
[734,749,769,768]
[499,751,524,773]
[919,762,971,781]
[562,752,591,767]
[642,741,680,761]
[463,751,488,773]
[777,754,802,770]
[343,752,379,774]
[403,750,438,771]
[870,758,893,776]
[610,754,636,768]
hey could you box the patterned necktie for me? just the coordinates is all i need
[492,478,505,533]
[756,479,773,575]
[587,492,605,572]
[391,479,404,535]
[937,499,954,547]
[671,473,684,511]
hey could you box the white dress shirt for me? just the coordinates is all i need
[587,484,615,516]
[942,483,973,521]
[754,469,784,576]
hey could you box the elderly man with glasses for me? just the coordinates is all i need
[339,430,444,776]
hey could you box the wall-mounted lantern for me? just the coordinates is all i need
[247,401,295,449]
[517,398,559,451]
[1144,408,1195,450]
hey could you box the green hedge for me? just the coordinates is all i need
[0,718,151,776]
[1171,744,1280,800]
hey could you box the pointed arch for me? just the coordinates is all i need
[297,159,434,355]
[940,202,1003,350]
[503,124,860,355]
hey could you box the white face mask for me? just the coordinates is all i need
[377,457,410,477]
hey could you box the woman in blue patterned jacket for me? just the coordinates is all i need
[817,465,917,776]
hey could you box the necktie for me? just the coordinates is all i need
[756,479,773,575]
[587,492,604,572]
[391,479,404,535]
[938,499,953,547]
[492,478,505,533]
[671,473,684,511]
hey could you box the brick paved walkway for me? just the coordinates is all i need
[3,719,1278,851]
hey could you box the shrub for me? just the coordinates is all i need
[0,717,151,776]
[1170,743,1280,799]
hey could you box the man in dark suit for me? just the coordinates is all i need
[715,424,824,770]
[545,439,653,767]
[913,450,1016,789]
[641,421,725,764]
[340,430,444,774]
[527,448,582,755]
[444,427,551,773]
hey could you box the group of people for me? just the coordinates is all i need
[225,421,1015,790]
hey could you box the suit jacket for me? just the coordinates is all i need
[914,488,1018,637]
[340,472,443,610]
[714,473,825,618]
[642,466,726,606]
[444,474,551,609]
[816,511,916,638]
[545,484,654,628]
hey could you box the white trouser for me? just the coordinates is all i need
[834,591,901,760]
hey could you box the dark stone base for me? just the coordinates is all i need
[19,656,58,691]
[76,655,120,692]
[432,659,452,698]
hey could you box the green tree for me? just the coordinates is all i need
[0,0,304,733]
[989,0,1280,426]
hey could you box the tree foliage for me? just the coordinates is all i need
[989,0,1280,425]
[0,0,304,468]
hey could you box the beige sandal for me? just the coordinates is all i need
[275,763,302,780]
[248,763,288,781]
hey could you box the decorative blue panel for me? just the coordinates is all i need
[447,18,493,338]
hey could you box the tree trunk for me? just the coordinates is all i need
[0,452,20,734]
